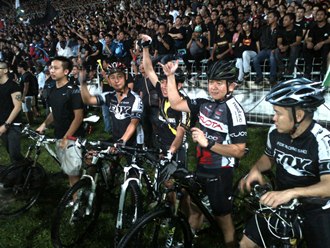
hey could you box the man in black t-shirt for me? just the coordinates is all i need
[275,13,302,77]
[86,33,103,70]
[152,23,176,66]
[37,56,85,189]
[303,8,330,79]
[0,61,23,163]
[17,61,38,124]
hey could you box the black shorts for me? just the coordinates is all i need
[196,166,234,216]
[244,207,330,248]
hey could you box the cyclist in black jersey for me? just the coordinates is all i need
[239,78,330,248]
[163,59,247,248]
[80,62,143,146]
[141,34,189,165]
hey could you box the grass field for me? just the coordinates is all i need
[0,116,268,248]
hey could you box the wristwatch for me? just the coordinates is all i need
[206,139,215,150]
[4,122,11,129]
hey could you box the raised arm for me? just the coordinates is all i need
[141,34,158,86]
[160,61,190,113]
[79,68,98,105]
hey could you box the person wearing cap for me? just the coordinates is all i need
[141,34,189,166]
[183,25,208,79]
[163,59,247,248]
[239,78,330,248]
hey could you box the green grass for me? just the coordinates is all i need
[0,117,268,248]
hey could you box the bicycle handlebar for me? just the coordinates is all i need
[21,125,57,143]
[250,182,330,210]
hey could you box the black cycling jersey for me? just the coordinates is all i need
[187,96,247,169]
[155,82,189,150]
[265,121,330,190]
[97,88,143,145]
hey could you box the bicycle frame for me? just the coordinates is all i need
[22,125,60,166]
[116,151,161,230]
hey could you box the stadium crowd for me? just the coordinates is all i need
[1,0,330,85]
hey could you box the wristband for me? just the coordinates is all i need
[206,139,215,150]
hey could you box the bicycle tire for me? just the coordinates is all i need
[0,161,46,218]
[118,207,193,248]
[51,178,102,248]
[114,179,143,246]
[232,170,276,235]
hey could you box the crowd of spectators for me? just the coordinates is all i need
[0,0,330,88]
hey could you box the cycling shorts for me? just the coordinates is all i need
[196,166,234,216]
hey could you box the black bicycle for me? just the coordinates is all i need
[117,168,229,248]
[51,140,163,248]
[243,182,330,248]
[0,125,59,218]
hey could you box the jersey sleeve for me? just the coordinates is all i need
[226,97,247,144]
[265,125,277,157]
[131,93,143,120]
[318,132,330,175]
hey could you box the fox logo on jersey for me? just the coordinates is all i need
[274,149,314,177]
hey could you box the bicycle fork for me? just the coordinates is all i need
[165,190,183,248]
[71,174,98,223]
[116,166,143,229]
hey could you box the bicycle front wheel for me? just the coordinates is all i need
[118,207,193,248]
[51,178,102,248]
[0,162,46,218]
[115,179,143,246]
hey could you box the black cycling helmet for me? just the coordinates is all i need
[107,62,127,75]
[266,77,325,110]
[207,60,238,83]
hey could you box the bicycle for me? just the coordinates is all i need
[0,115,100,218]
[112,144,164,247]
[51,141,163,248]
[232,170,276,236]
[0,125,59,218]
[117,168,227,248]
[241,182,330,248]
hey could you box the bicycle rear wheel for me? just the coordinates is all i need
[115,179,143,246]
[51,178,102,248]
[118,207,193,248]
[0,161,46,218]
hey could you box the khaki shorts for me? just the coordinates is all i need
[56,139,82,176]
